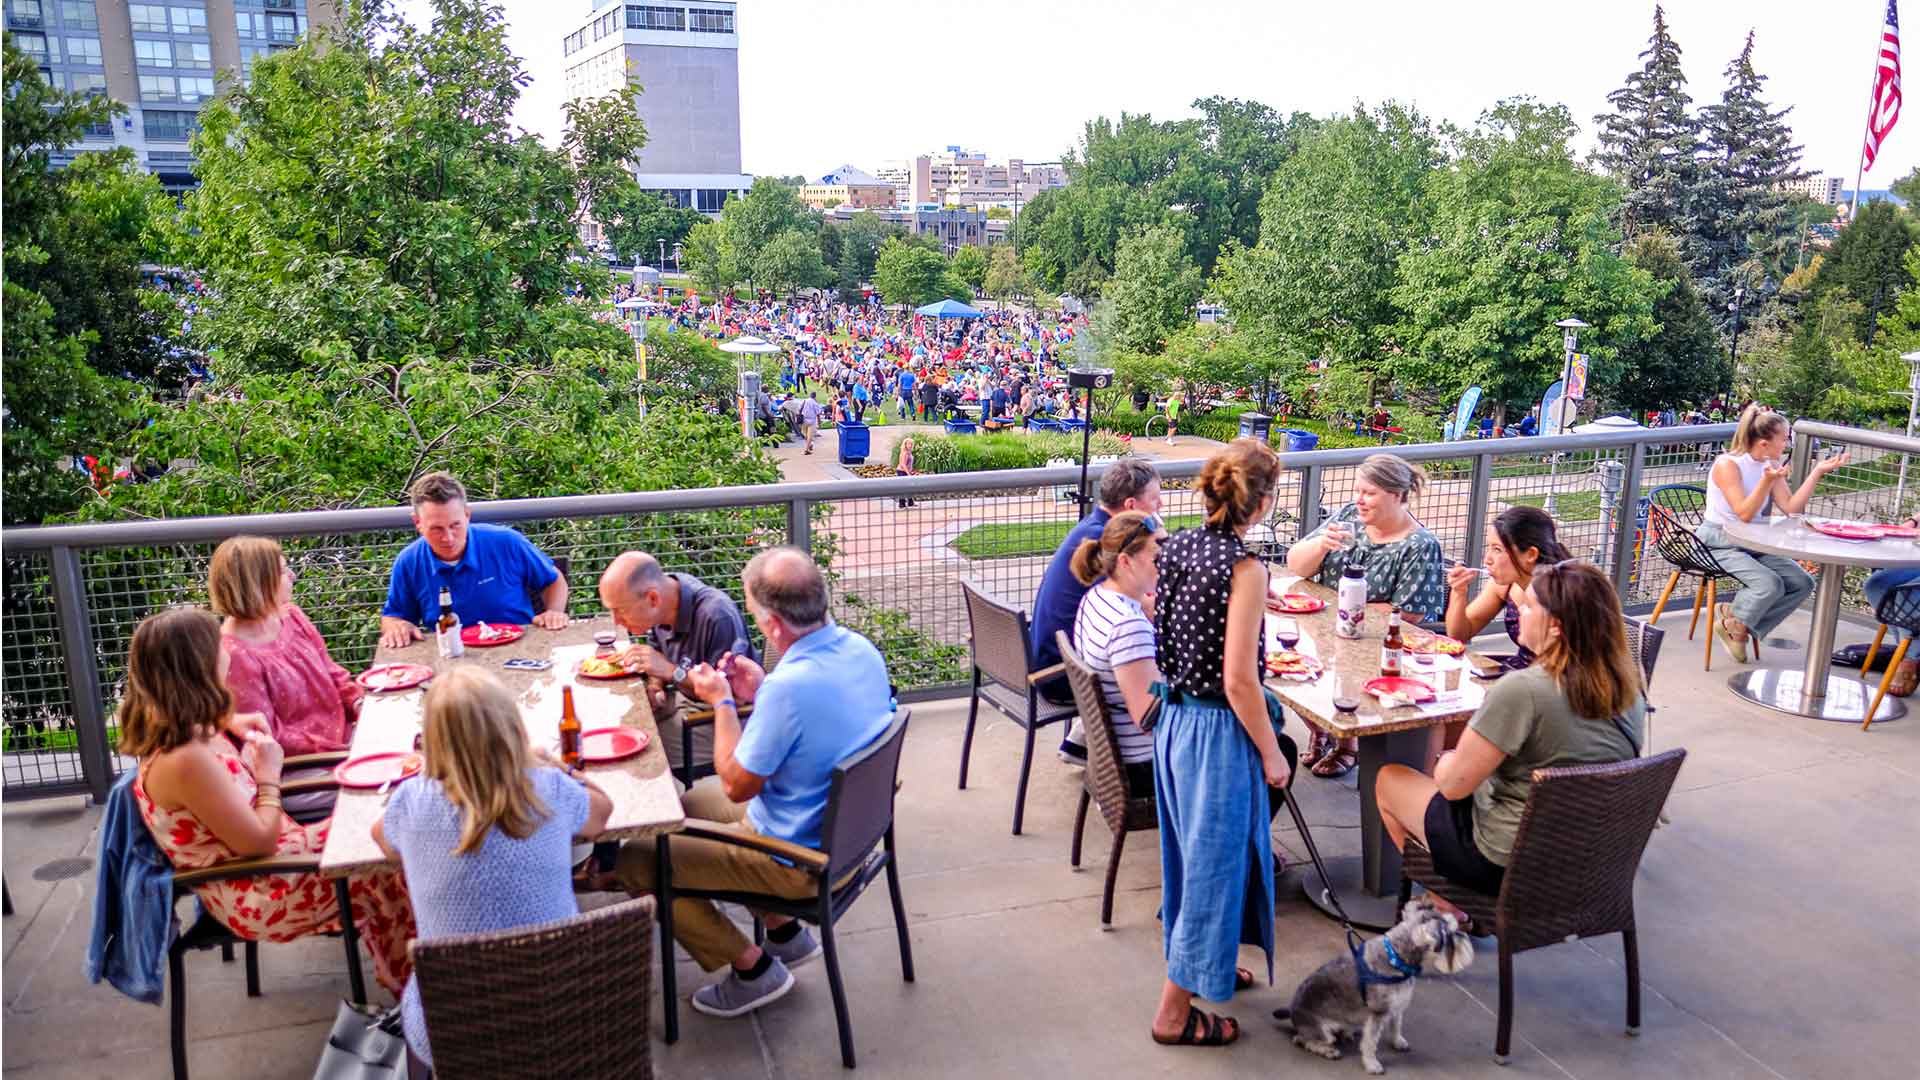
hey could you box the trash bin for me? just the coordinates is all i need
[944,418,977,435]
[1238,411,1273,443]
[837,421,871,465]
[1280,429,1320,453]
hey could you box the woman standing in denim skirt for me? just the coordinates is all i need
[1147,438,1298,1048]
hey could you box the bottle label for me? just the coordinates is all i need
[1381,647,1401,675]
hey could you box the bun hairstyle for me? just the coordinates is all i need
[1199,438,1282,531]
[1357,453,1427,505]
[1729,403,1788,456]
[1071,510,1157,585]
[1493,506,1571,566]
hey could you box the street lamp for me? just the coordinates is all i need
[657,237,667,270]
[1544,317,1588,515]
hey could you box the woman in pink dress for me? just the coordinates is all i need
[122,607,414,995]
[209,536,362,757]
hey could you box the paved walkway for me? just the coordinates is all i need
[5,605,1912,1078]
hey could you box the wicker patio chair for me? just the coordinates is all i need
[411,896,657,1079]
[957,581,1077,836]
[1644,486,1752,671]
[658,711,914,1069]
[1398,749,1687,1065]
[163,753,359,1080]
[1863,583,1920,731]
[1055,631,1157,927]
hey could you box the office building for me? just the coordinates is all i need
[561,0,752,214]
[1780,174,1844,206]
[821,205,1004,253]
[874,147,1066,210]
[6,0,338,190]
[799,164,894,210]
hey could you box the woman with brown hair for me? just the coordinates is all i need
[373,667,611,1069]
[210,536,362,757]
[124,608,414,995]
[1373,561,1647,905]
[1146,439,1299,1048]
[1443,506,1572,670]
[1068,509,1166,792]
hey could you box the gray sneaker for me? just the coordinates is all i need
[764,925,822,968]
[690,957,795,1018]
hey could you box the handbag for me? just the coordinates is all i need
[312,1001,409,1080]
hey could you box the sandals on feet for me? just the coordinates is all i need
[1152,1007,1240,1047]
[1891,658,1920,698]
[1311,747,1356,779]
[1714,618,1749,664]
[1302,730,1332,769]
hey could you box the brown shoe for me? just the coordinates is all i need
[1892,657,1920,698]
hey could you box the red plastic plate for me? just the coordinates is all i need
[356,663,433,693]
[461,623,525,647]
[576,659,639,680]
[1365,676,1437,703]
[1876,523,1919,538]
[579,727,648,763]
[334,752,423,789]
[1271,592,1327,614]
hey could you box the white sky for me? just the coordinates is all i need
[406,0,1915,187]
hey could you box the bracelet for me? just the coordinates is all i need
[715,698,736,710]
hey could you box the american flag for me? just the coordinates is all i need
[1864,0,1903,172]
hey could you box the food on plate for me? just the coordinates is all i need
[1401,629,1466,655]
[579,656,627,677]
[400,752,424,774]
[1265,650,1323,677]
[1270,592,1326,613]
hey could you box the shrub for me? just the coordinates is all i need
[890,430,1132,473]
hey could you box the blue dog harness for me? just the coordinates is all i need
[1350,927,1422,998]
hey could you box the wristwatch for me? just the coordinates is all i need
[670,662,689,687]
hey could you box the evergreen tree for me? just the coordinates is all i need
[1816,198,1916,343]
[1593,6,1701,252]
[1696,32,1805,324]
[1615,230,1728,410]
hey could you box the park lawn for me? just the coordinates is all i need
[1504,491,1605,522]
[952,514,1206,559]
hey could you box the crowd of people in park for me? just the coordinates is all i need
[88,397,1918,1061]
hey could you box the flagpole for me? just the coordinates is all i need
[1854,1,1894,218]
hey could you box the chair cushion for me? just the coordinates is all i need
[976,680,1076,729]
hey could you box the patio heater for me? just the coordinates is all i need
[1543,317,1588,515]
[1067,366,1114,515]
[1898,351,1920,508]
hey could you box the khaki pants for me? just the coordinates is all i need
[654,690,712,773]
[615,780,820,971]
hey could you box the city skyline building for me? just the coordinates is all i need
[1780,174,1844,206]
[6,0,336,190]
[873,147,1067,210]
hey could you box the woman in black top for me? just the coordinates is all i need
[1147,439,1298,1049]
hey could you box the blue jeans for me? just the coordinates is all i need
[1695,523,1815,639]
[1865,568,1920,641]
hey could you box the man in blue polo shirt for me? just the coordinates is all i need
[378,472,569,648]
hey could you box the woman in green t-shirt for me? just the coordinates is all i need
[1373,561,1646,908]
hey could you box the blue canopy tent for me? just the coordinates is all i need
[915,298,983,319]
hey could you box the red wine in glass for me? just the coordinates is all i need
[1274,616,1301,652]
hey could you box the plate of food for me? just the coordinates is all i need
[576,655,638,680]
[1401,629,1467,656]
[580,727,648,763]
[1265,650,1324,680]
[1875,522,1919,538]
[1804,519,1882,541]
[356,663,434,693]
[461,622,525,647]
[1268,592,1327,614]
[334,751,424,789]
[1365,676,1436,705]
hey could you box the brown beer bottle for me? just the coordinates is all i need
[1381,608,1404,677]
[559,684,582,768]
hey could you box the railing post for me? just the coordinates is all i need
[787,497,812,555]
[48,546,112,803]
[1463,451,1494,568]
[1296,464,1322,539]
[1611,441,1648,599]
[1789,428,1814,489]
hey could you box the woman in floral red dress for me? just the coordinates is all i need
[121,607,414,994]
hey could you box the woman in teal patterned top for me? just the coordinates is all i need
[1286,453,1447,776]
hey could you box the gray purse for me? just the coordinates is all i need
[312,1001,409,1080]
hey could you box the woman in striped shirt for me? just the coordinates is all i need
[1070,510,1166,793]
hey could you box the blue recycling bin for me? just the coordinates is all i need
[837,421,870,465]
[1280,429,1320,453]
[944,418,977,435]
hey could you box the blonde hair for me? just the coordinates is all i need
[420,667,549,855]
[1070,510,1157,585]
[1729,403,1788,456]
[118,607,234,757]
[1198,438,1281,530]
[208,536,285,621]
[1357,453,1426,505]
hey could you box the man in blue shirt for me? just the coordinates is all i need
[378,472,568,648]
[896,367,916,419]
[611,547,892,1019]
[1028,459,1161,758]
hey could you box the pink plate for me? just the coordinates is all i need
[579,727,648,763]
[1271,592,1327,614]
[1808,520,1883,540]
[334,752,423,789]
[461,623,525,647]
[356,663,433,693]
[1365,676,1436,703]
[1874,523,1918,538]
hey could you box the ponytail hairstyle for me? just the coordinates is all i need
[1729,403,1788,456]
[1198,438,1281,531]
[1531,561,1643,721]
[1357,453,1427,507]
[1071,510,1159,585]
[1492,506,1572,569]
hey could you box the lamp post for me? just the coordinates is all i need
[1067,366,1114,515]
[1544,317,1588,515]
[657,237,667,271]
[1897,351,1920,508]
[1725,282,1746,414]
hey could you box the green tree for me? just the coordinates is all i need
[1749,292,1860,417]
[1094,223,1204,355]
[1394,100,1659,414]
[1832,243,1920,422]
[682,218,739,295]
[1815,198,1916,342]
[983,243,1026,300]
[598,189,705,265]
[1695,31,1805,321]
[871,237,952,309]
[950,245,988,291]
[1614,230,1728,411]
[718,177,816,290]
[1592,5,1701,252]
[754,228,829,297]
[1891,166,1920,206]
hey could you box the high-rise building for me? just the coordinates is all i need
[1780,174,1844,206]
[561,0,752,214]
[6,0,339,190]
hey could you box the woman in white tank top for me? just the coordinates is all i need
[1697,405,1851,662]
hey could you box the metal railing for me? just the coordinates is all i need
[24,418,1880,804]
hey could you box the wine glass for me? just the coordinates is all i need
[1274,616,1301,652]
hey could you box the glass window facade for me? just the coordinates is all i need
[128,3,166,31]
[143,109,200,141]
[627,4,683,31]
[134,38,172,66]
[59,0,93,28]
[687,6,731,33]
[7,0,43,28]
[64,34,99,62]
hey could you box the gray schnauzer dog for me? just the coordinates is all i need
[1273,899,1475,1074]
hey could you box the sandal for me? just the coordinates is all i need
[1235,966,1256,992]
[1714,618,1749,665]
[1301,730,1332,769]
[1151,1007,1240,1047]
[1311,747,1356,779]
[1892,658,1920,698]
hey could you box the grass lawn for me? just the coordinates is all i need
[1504,491,1606,522]
[951,514,1206,559]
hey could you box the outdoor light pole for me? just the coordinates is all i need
[657,238,667,270]
[1544,317,1588,515]
[1725,282,1746,413]
[1067,366,1114,515]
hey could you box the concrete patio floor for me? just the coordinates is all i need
[5,603,1914,1079]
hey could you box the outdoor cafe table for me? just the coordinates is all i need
[317,617,686,998]
[1263,577,1487,931]
[1720,517,1920,723]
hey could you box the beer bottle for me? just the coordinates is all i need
[1380,608,1404,677]
[559,684,583,768]
[436,587,464,659]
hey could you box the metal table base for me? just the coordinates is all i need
[1300,726,1431,932]
[1728,669,1905,723]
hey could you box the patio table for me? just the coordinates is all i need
[1720,517,1920,722]
[1264,577,1487,930]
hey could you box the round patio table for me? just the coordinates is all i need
[1719,517,1920,722]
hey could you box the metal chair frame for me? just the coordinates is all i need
[956,581,1076,836]
[1644,486,1754,671]
[1054,632,1157,926]
[1864,584,1920,730]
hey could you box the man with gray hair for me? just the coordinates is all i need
[611,546,894,1019]
[1029,457,1163,759]
[598,551,755,775]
